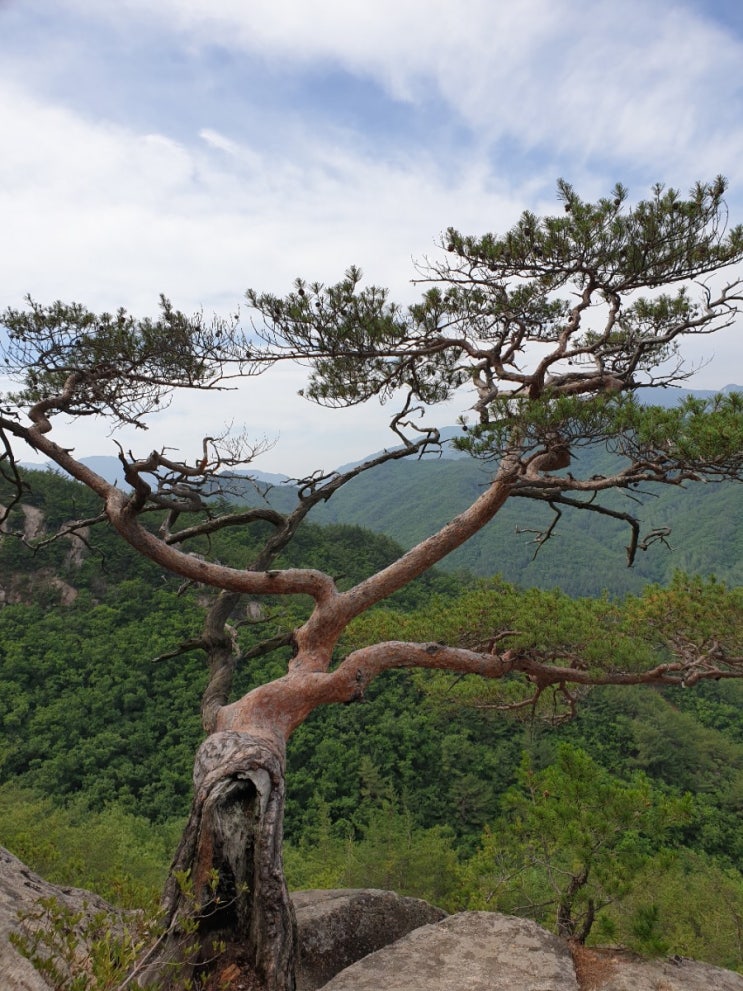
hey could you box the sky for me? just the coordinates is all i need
[1,0,743,476]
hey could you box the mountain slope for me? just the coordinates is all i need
[19,384,743,596]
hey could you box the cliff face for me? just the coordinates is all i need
[0,500,86,607]
[2,845,743,991]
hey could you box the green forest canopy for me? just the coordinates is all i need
[1,469,742,967]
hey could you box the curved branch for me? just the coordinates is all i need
[0,426,29,526]
[215,641,513,741]
[164,507,287,546]
[219,630,743,744]
[1,414,340,602]
[509,652,743,689]
[511,489,648,565]
[106,487,338,601]
[321,457,520,634]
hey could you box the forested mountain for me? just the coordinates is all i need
[1,468,743,968]
[25,443,742,598]
[296,452,743,594]
[28,384,739,597]
[0,469,463,823]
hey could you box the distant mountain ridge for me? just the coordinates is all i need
[24,385,742,486]
[633,382,741,406]
[19,384,743,596]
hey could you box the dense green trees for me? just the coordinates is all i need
[0,783,179,908]
[2,474,743,969]
[465,746,692,941]
[2,524,743,965]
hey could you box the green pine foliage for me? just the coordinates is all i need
[464,745,693,941]
[606,851,743,968]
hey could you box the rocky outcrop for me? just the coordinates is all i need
[292,888,447,991]
[0,854,445,991]
[0,846,119,991]
[574,945,743,991]
[2,847,743,991]
[0,500,87,606]
[319,912,580,991]
[319,911,743,991]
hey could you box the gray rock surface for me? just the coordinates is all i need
[320,912,743,991]
[0,846,118,991]
[588,950,743,991]
[292,887,447,991]
[319,911,580,991]
[3,847,743,991]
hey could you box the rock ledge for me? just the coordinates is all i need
[2,847,742,991]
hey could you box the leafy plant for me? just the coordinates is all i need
[10,897,154,991]
[465,745,692,942]
[10,869,247,991]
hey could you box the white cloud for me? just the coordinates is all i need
[0,77,529,310]
[0,81,527,472]
[65,0,743,179]
[2,0,742,473]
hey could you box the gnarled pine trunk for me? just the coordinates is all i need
[139,731,296,991]
[126,471,521,989]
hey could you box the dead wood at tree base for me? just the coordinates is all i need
[139,732,296,991]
